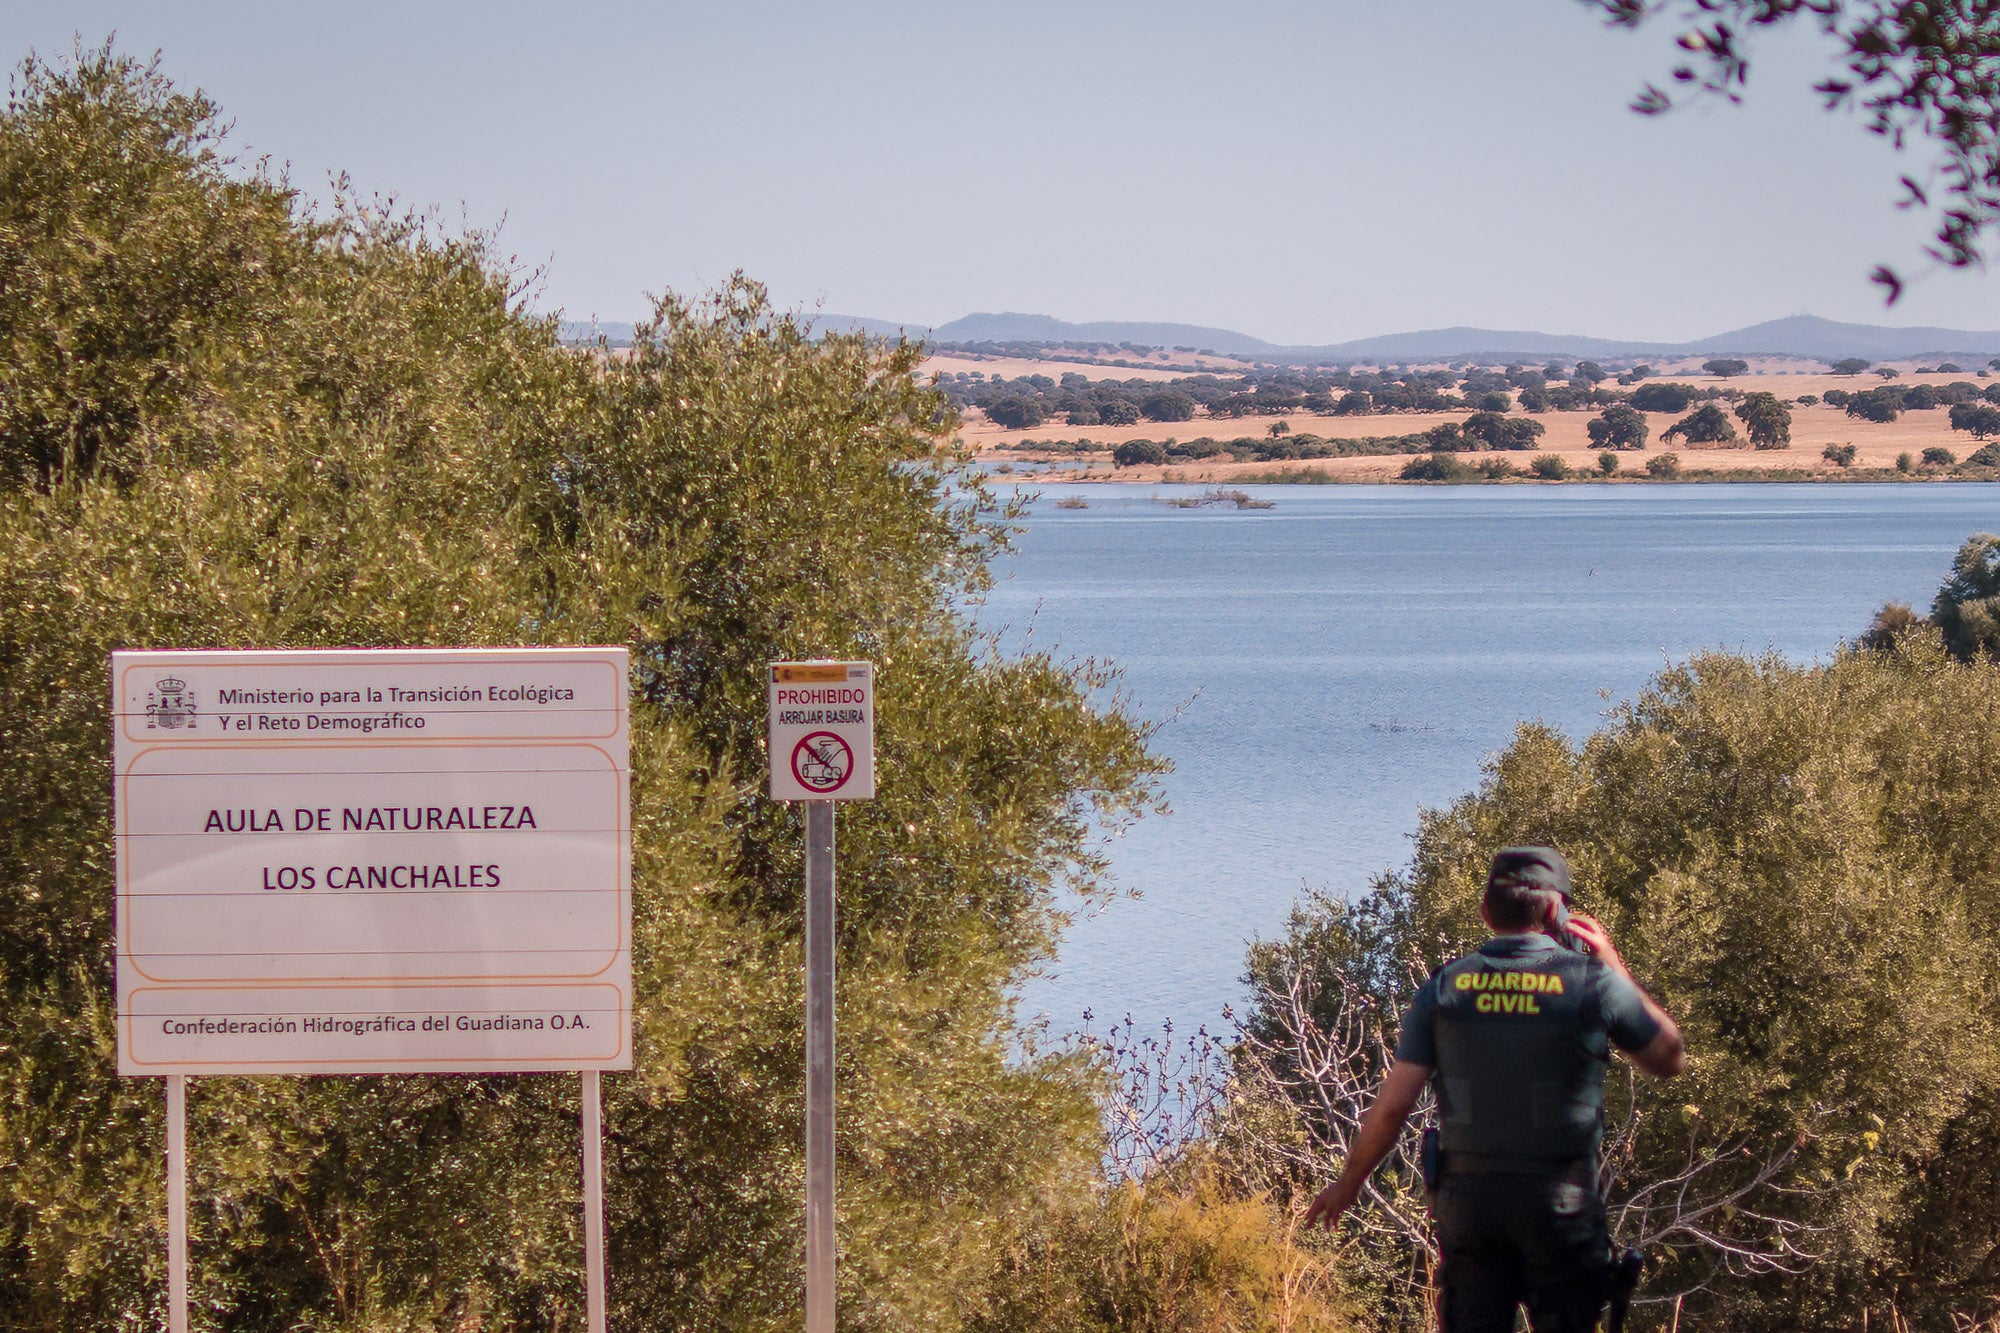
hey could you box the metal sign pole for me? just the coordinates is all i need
[804,799,836,1333]
[582,1069,607,1333]
[167,1074,188,1333]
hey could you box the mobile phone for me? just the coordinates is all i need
[1548,900,1591,954]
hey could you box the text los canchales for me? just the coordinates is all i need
[200,804,539,893]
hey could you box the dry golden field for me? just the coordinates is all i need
[936,356,2000,483]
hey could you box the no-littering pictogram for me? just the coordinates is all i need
[790,731,854,794]
[768,661,875,802]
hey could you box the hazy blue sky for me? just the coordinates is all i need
[8,2,1999,343]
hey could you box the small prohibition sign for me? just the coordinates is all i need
[790,731,854,794]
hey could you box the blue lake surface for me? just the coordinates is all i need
[975,482,2000,1039]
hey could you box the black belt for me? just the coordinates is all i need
[1442,1151,1595,1184]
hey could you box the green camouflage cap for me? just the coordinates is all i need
[1486,846,1572,900]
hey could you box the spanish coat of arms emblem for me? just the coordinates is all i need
[145,676,198,730]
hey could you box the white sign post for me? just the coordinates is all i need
[113,647,631,1333]
[768,661,874,1333]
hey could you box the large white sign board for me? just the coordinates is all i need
[113,648,631,1075]
[768,661,875,801]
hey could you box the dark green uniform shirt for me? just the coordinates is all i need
[1393,934,1660,1162]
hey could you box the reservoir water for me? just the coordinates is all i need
[977,482,1999,1039]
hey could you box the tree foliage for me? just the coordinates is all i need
[985,396,1046,430]
[1398,452,1477,482]
[1662,402,1739,445]
[1845,387,1903,422]
[1138,389,1196,423]
[0,48,1166,1332]
[1948,400,2000,438]
[1238,640,2000,1330]
[1113,438,1168,468]
[1931,532,2000,661]
[1592,0,2000,299]
[1734,391,1793,447]
[1587,403,1650,450]
[1631,382,1697,414]
[1460,411,1545,451]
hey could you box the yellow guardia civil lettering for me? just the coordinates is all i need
[1476,992,1541,1013]
[1452,971,1564,994]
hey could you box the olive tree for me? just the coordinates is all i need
[0,48,1163,1333]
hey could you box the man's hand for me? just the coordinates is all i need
[1567,912,1686,1078]
[1300,1060,1431,1231]
[1302,1177,1358,1232]
[1562,912,1628,976]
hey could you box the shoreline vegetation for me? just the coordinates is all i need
[933,349,2000,485]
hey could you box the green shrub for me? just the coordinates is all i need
[1241,638,2000,1331]
[0,48,1161,1332]
[974,1156,1357,1333]
[1399,453,1475,482]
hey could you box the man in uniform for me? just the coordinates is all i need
[1303,846,1685,1332]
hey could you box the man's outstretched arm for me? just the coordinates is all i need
[1302,1058,1432,1231]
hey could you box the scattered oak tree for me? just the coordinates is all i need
[985,396,1046,430]
[1846,388,1903,422]
[1112,438,1168,468]
[1587,404,1650,451]
[1662,403,1739,446]
[1631,382,1697,414]
[1735,391,1793,448]
[1139,389,1196,423]
[1460,412,1545,451]
[1948,401,2000,439]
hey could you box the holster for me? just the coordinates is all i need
[1604,1246,1645,1333]
[1418,1125,1441,1193]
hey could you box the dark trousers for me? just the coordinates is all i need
[1434,1169,1609,1333]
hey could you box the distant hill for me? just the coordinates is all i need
[1679,315,2000,360]
[809,313,932,340]
[932,312,1277,356]
[563,311,2000,361]
[927,311,2000,362]
[1321,326,1652,361]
